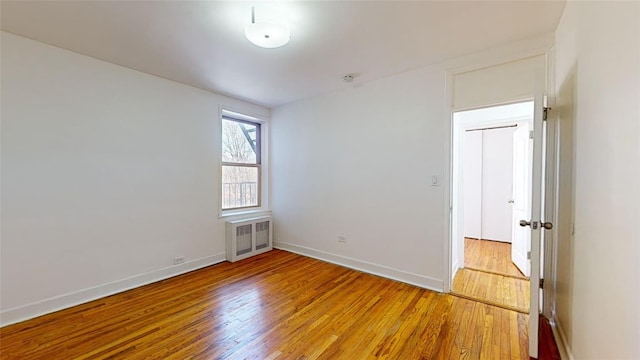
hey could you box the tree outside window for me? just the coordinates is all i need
[221,117,261,210]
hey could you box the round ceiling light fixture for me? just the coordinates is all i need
[245,6,290,49]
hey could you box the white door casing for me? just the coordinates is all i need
[511,122,532,276]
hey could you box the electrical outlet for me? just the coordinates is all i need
[173,257,185,265]
[337,236,347,243]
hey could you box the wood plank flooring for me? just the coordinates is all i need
[0,249,531,359]
[464,238,527,279]
[452,238,530,313]
[451,268,530,314]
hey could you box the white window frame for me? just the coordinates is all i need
[219,109,269,217]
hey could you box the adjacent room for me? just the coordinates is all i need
[1,1,639,359]
[450,101,534,314]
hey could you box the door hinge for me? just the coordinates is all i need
[529,130,534,139]
[527,251,531,260]
[539,278,544,289]
[542,95,550,121]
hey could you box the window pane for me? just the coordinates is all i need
[222,119,258,164]
[222,165,259,209]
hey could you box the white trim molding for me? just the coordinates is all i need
[0,253,227,327]
[553,317,576,360]
[274,241,443,292]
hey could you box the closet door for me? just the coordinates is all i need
[481,127,514,242]
[463,131,483,239]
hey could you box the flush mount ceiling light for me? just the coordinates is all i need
[245,6,290,49]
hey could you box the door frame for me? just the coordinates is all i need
[442,53,557,359]
[542,101,558,320]
[443,50,552,293]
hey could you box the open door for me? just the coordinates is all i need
[522,70,547,359]
[511,122,532,277]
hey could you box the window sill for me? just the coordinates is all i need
[218,208,272,220]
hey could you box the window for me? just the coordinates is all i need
[221,116,261,210]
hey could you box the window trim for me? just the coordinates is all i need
[220,113,264,212]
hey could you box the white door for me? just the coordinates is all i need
[482,127,515,242]
[511,122,532,276]
[526,70,546,359]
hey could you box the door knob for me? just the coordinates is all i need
[508,199,515,204]
[520,220,539,229]
[542,222,553,230]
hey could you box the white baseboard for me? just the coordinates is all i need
[0,252,226,327]
[552,316,575,360]
[274,241,443,292]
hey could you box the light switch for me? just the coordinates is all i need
[431,175,439,186]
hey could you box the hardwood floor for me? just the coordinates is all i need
[0,250,531,359]
[452,238,530,313]
[451,268,530,314]
[464,238,527,279]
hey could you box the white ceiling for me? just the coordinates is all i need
[1,1,565,108]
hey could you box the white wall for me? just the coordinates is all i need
[463,131,482,239]
[271,67,447,289]
[271,34,552,291]
[0,32,269,325]
[453,55,546,111]
[553,1,640,358]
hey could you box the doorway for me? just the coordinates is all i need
[450,101,534,313]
